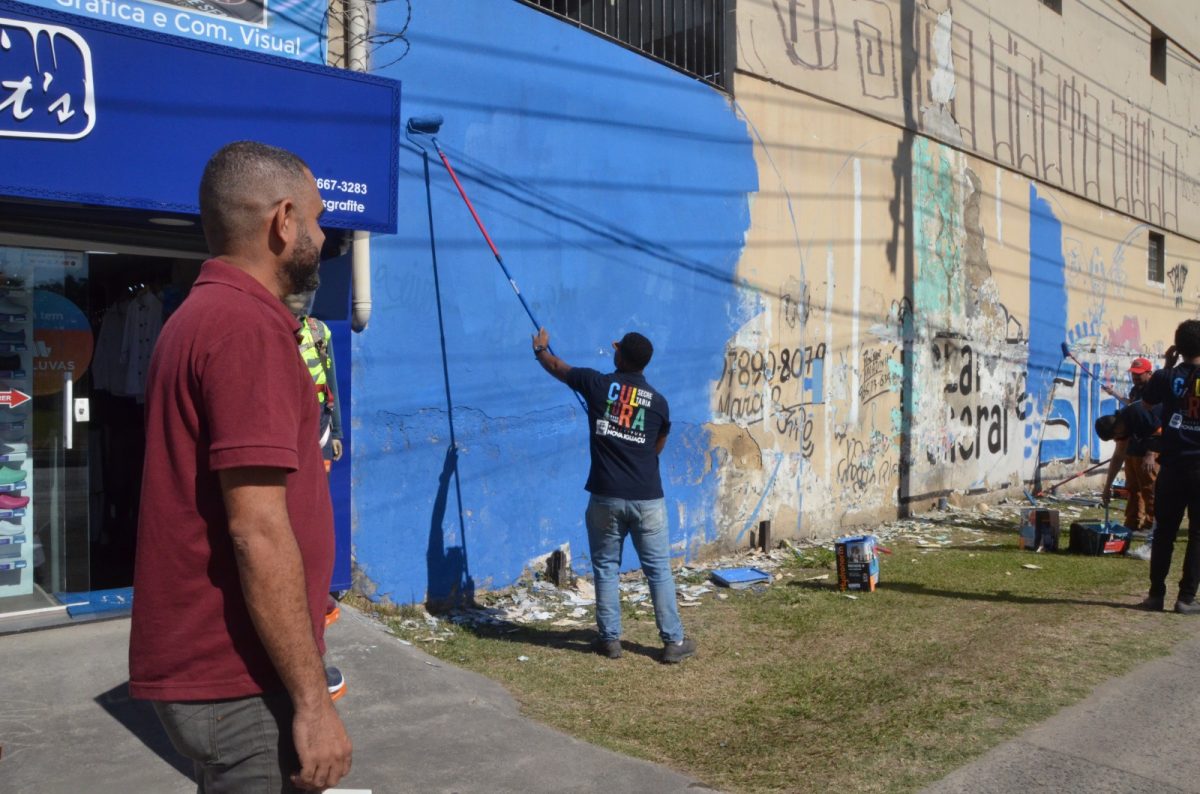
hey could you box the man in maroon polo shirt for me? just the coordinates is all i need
[129,141,351,791]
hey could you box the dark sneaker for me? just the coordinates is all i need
[591,638,622,659]
[1175,599,1200,615]
[1139,595,1165,611]
[326,665,347,701]
[662,637,696,664]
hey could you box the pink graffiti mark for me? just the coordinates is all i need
[1107,316,1141,349]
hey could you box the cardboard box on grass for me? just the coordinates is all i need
[835,535,879,592]
[1019,508,1061,552]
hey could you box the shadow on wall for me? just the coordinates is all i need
[427,442,475,610]
[420,147,476,611]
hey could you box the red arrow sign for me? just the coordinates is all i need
[0,389,31,409]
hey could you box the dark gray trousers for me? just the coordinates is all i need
[152,691,301,793]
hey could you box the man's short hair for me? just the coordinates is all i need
[1175,320,1200,359]
[199,141,312,253]
[1095,414,1119,442]
[618,332,654,371]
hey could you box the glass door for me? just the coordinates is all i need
[0,246,90,618]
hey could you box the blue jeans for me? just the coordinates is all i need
[585,495,684,644]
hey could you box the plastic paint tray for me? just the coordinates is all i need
[710,567,772,589]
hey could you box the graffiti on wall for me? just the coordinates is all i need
[903,138,1031,496]
[759,0,1187,231]
[1169,263,1189,309]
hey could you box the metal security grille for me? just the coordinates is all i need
[518,0,733,91]
[1149,231,1165,283]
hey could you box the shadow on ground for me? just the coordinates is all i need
[457,620,663,661]
[95,681,192,780]
[787,578,1143,610]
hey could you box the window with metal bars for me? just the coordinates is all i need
[1149,231,1165,284]
[518,0,734,91]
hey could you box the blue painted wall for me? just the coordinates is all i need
[1025,184,1069,465]
[1024,185,1118,469]
[351,1,757,604]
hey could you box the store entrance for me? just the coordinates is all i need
[0,246,94,619]
[86,254,200,591]
[0,220,347,629]
[0,244,202,623]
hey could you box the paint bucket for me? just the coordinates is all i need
[835,535,879,592]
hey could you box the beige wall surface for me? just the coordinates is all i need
[705,68,1200,543]
[1126,0,1200,62]
[735,0,1200,237]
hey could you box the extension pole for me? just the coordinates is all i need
[1060,342,1130,405]
[434,147,543,335]
[1035,457,1111,497]
[406,115,587,414]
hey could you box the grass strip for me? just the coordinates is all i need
[353,514,1194,793]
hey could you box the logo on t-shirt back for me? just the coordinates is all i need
[600,381,652,445]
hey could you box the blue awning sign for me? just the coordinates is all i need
[0,1,400,233]
[23,0,325,63]
[0,17,96,139]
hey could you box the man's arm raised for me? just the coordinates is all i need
[532,327,572,383]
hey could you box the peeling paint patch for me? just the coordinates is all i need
[920,11,964,146]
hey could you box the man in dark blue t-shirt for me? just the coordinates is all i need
[532,327,694,664]
[1139,319,1200,613]
[1095,401,1161,559]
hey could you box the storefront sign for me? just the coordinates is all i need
[0,1,400,233]
[17,0,326,64]
[0,388,30,408]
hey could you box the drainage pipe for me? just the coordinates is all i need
[346,0,372,331]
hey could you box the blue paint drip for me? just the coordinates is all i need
[1025,184,1068,466]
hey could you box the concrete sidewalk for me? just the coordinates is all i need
[0,606,712,793]
[925,626,1200,794]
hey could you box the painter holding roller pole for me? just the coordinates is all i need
[407,114,696,663]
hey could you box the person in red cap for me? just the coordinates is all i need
[1129,357,1153,402]
[1122,356,1158,535]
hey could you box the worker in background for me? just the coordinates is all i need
[1096,399,1161,560]
[286,292,344,473]
[285,291,347,701]
[1128,356,1153,403]
[1137,321,1200,613]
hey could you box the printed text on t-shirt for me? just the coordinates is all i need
[604,381,652,444]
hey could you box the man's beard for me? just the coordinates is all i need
[282,226,321,295]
